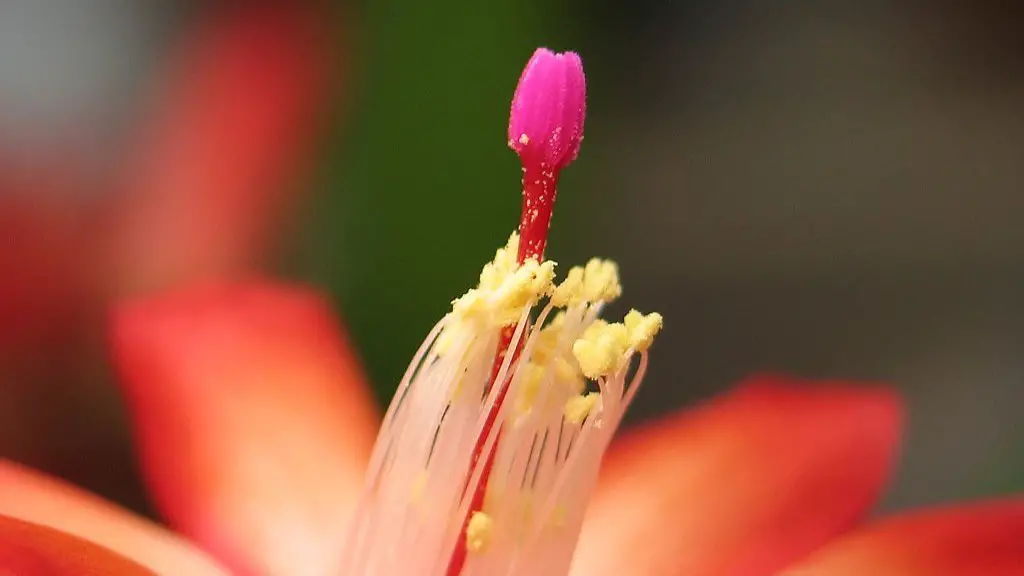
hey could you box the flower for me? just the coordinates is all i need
[0,46,1020,576]
[335,47,654,570]
[0,284,1020,575]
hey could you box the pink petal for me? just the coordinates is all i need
[571,375,902,576]
[112,4,329,293]
[0,514,153,576]
[782,498,1024,575]
[110,283,379,576]
[0,460,228,575]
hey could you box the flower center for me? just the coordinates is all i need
[340,48,662,576]
[446,47,585,576]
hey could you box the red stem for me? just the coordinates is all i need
[517,164,558,262]
[445,163,557,575]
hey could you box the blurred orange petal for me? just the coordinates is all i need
[0,515,153,575]
[571,375,902,576]
[111,283,379,576]
[0,460,227,575]
[782,498,1024,575]
[114,4,329,292]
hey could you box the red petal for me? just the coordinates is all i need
[0,514,154,575]
[0,190,91,348]
[571,375,902,576]
[0,461,227,575]
[111,283,379,576]
[113,4,329,293]
[782,498,1024,575]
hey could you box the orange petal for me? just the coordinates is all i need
[782,498,1024,575]
[113,4,329,293]
[0,514,154,575]
[571,375,902,576]
[111,282,379,576]
[0,460,227,575]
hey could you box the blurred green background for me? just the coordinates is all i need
[0,0,1021,519]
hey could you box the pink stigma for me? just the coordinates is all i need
[508,48,587,170]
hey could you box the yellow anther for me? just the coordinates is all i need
[597,322,630,357]
[532,260,557,295]
[466,511,495,553]
[564,392,601,425]
[450,235,559,328]
[478,263,501,292]
[572,339,609,378]
[573,321,630,378]
[530,317,565,364]
[478,233,521,291]
[493,266,532,307]
[452,289,488,318]
[623,309,643,332]
[582,259,622,303]
[580,319,608,342]
[514,363,547,415]
[485,259,557,325]
[553,356,584,394]
[551,266,584,307]
[624,309,664,352]
[497,233,520,266]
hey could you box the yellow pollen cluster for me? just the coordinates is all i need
[437,232,663,422]
[572,311,664,379]
[624,309,664,353]
[564,392,600,424]
[527,313,564,364]
[466,511,495,553]
[514,363,547,415]
[551,258,622,307]
[447,234,557,330]
[553,356,584,393]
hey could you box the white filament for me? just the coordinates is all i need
[340,299,647,576]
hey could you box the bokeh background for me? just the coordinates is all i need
[0,0,1021,519]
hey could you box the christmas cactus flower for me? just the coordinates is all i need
[0,48,1019,576]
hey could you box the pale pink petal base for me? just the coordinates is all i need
[571,375,903,576]
[0,460,228,575]
[111,283,379,576]
[782,498,1024,575]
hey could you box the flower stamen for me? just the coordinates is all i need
[340,48,661,576]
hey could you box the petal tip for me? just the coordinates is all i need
[735,372,905,431]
